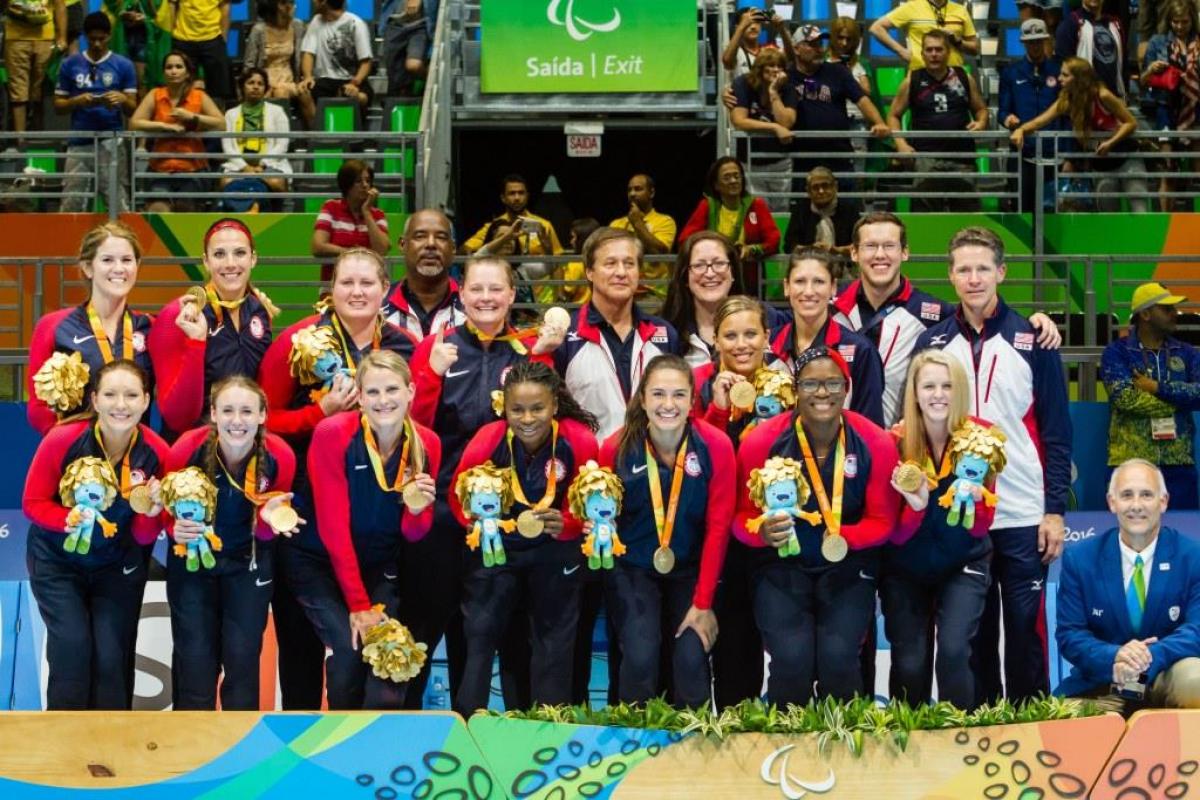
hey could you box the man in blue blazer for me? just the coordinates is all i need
[1056,458,1200,709]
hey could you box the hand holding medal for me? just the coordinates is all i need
[128,476,164,517]
[259,492,305,537]
[891,461,930,511]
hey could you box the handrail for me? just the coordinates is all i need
[419,0,453,212]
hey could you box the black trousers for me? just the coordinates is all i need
[605,560,710,708]
[455,539,582,715]
[171,35,232,103]
[880,549,991,709]
[711,541,764,707]
[972,525,1050,705]
[27,532,147,710]
[167,541,274,710]
[750,549,880,706]
[271,493,327,710]
[282,544,408,710]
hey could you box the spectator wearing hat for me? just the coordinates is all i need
[1101,282,1200,510]
[868,0,979,69]
[1000,18,1063,212]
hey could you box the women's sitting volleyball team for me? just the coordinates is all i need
[22,218,1013,714]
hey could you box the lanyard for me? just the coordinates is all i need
[94,420,138,497]
[645,434,689,552]
[216,452,286,506]
[86,303,133,364]
[923,441,954,483]
[506,421,559,509]
[794,420,845,537]
[361,415,412,494]
[330,314,381,377]
[468,322,529,355]
[205,283,250,330]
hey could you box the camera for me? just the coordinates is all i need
[1111,673,1148,700]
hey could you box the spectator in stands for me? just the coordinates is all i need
[382,208,465,339]
[678,157,780,298]
[56,12,138,213]
[63,0,82,55]
[1055,0,1126,97]
[887,29,989,212]
[167,0,234,106]
[4,0,66,135]
[380,0,431,98]
[1141,0,1200,212]
[299,0,374,116]
[130,50,225,212]
[1139,0,1172,61]
[868,0,979,68]
[463,174,564,258]
[1010,56,1147,212]
[245,0,316,128]
[1056,459,1200,711]
[830,17,872,94]
[1101,282,1200,509]
[311,158,391,281]
[609,174,676,298]
[783,167,859,258]
[1017,0,1043,23]
[1000,18,1063,213]
[722,6,780,78]
[662,231,746,367]
[107,0,155,93]
[730,50,798,213]
[549,217,600,306]
[220,68,293,211]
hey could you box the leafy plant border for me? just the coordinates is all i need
[486,695,1101,755]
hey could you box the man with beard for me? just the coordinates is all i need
[1101,283,1200,510]
[462,174,564,258]
[609,173,675,297]
[384,209,466,338]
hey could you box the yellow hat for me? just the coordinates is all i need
[1131,282,1186,317]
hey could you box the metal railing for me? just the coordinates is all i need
[419,0,453,213]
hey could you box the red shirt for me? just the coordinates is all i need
[314,198,388,250]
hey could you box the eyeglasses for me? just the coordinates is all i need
[858,242,901,254]
[797,378,847,394]
[689,259,732,275]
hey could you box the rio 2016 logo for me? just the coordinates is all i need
[547,0,621,41]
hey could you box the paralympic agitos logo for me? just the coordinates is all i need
[547,0,621,41]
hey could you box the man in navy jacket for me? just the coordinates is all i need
[1056,459,1200,710]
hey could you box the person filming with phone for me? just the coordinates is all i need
[462,173,564,259]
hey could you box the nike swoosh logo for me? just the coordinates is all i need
[563,565,580,576]
[354,464,370,470]
[963,566,985,576]
[859,570,874,581]
[384,572,398,580]
[123,565,138,575]
[632,464,648,474]
[73,334,96,344]
[255,578,273,587]
[208,325,224,338]
[1015,79,1027,84]
[445,369,470,378]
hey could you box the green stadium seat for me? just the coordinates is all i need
[306,99,361,213]
[380,100,421,215]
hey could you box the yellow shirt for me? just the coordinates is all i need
[885,0,976,69]
[716,205,744,243]
[4,2,57,42]
[609,208,676,298]
[174,0,226,42]
[464,211,564,256]
[541,260,591,305]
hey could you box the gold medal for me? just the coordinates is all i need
[266,504,299,533]
[652,545,676,574]
[185,285,208,306]
[517,510,544,538]
[543,306,571,329]
[821,533,848,563]
[729,381,757,410]
[128,484,154,515]
[402,481,430,512]
[894,461,926,494]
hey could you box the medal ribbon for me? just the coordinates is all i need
[86,303,133,364]
[922,443,954,484]
[216,453,287,506]
[645,435,689,553]
[330,313,382,377]
[794,420,845,538]
[467,322,530,355]
[204,283,250,330]
[361,415,412,494]
[94,420,139,498]
[505,420,559,510]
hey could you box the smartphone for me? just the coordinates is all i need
[520,219,541,234]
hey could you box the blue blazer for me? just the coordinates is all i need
[1056,526,1200,697]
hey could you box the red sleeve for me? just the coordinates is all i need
[131,426,172,545]
[149,299,208,433]
[677,198,710,246]
[401,422,441,542]
[703,403,731,431]
[597,429,621,471]
[556,419,598,541]
[309,413,372,612]
[408,331,444,428]
[732,414,790,548]
[21,421,87,533]
[25,309,72,435]
[843,412,901,550]
[693,421,735,610]
[448,421,507,529]
[258,433,298,541]
[752,197,781,256]
[260,316,327,438]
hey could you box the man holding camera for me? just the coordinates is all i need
[462,173,564,257]
[1056,458,1200,712]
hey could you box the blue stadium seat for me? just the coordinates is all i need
[865,0,893,20]
[226,25,240,58]
[997,0,1020,19]
[802,0,829,19]
[1005,27,1023,56]
[347,0,373,21]
[230,1,249,22]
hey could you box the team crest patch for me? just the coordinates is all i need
[650,325,669,344]
[1170,605,1181,622]
[260,475,271,493]
[250,317,266,339]
[838,344,856,361]
[685,452,701,477]
[748,212,758,225]
[132,331,146,353]
[1170,356,1185,372]
[920,302,942,321]
[130,469,146,485]
[1046,76,1058,88]
[843,454,858,478]
[1013,332,1034,351]
[545,458,567,481]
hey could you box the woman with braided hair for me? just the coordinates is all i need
[158,374,297,710]
[449,360,599,715]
